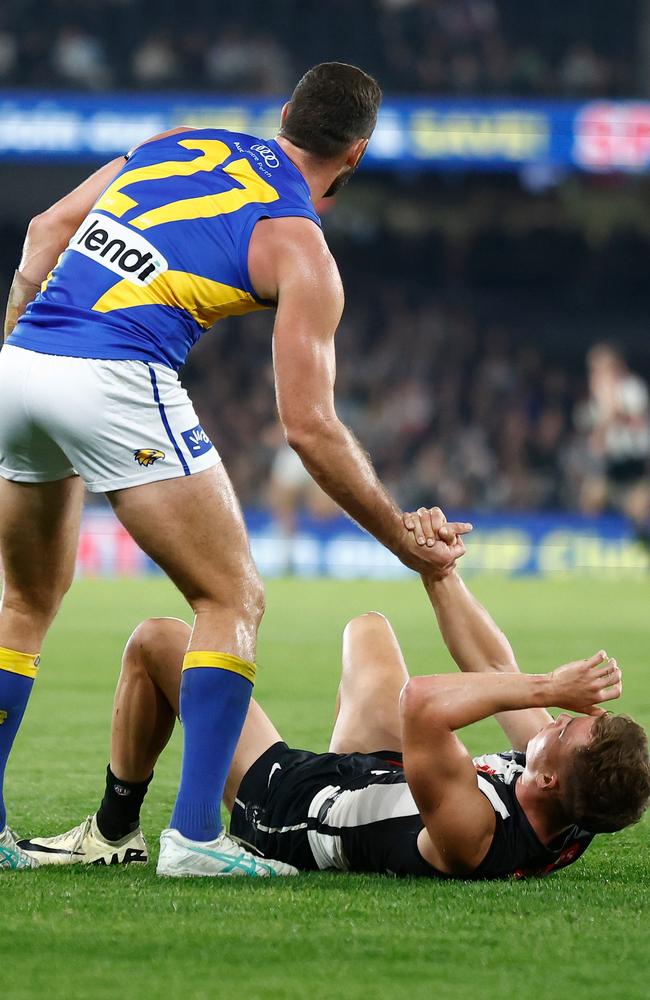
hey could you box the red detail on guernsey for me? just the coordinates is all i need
[475,763,497,776]
[512,840,586,879]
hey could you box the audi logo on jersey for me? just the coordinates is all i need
[251,144,280,169]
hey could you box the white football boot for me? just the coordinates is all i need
[157,828,298,877]
[17,814,148,867]
[0,826,38,869]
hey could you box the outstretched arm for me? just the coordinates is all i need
[4,156,127,339]
[250,219,471,577]
[4,126,192,340]
[400,652,621,875]
[423,570,553,750]
[404,505,551,749]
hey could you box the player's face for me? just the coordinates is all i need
[527,713,596,776]
[323,164,356,197]
[323,142,368,197]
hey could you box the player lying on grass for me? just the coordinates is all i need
[20,513,650,878]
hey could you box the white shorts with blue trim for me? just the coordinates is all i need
[0,345,220,492]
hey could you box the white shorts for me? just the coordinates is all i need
[0,345,220,492]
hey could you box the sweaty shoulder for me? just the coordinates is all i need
[248,216,343,310]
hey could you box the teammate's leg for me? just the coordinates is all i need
[19,614,285,868]
[18,616,187,866]
[0,476,83,856]
[100,615,281,824]
[108,464,265,845]
[329,612,410,755]
[94,617,187,844]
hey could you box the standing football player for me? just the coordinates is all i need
[0,63,469,873]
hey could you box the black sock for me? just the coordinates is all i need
[96,765,152,842]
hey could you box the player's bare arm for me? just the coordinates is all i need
[249,217,471,576]
[423,569,553,750]
[3,127,194,341]
[403,506,554,749]
[400,651,622,875]
[4,156,127,339]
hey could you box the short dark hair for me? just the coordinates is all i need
[280,62,382,160]
[562,714,650,833]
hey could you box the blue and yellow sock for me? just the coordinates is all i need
[170,651,255,842]
[0,647,39,831]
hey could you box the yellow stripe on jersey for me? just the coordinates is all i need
[94,138,280,230]
[41,252,65,294]
[0,647,40,679]
[130,157,280,230]
[182,651,256,685]
[94,139,234,220]
[92,270,267,328]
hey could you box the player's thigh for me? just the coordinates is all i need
[108,464,261,609]
[225,701,284,811]
[329,612,409,755]
[0,476,84,602]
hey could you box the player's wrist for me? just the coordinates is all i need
[533,672,556,708]
[421,568,459,592]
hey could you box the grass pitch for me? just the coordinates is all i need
[4,575,650,1000]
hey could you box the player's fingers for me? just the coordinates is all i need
[416,507,437,547]
[447,540,466,561]
[438,524,458,545]
[586,650,608,669]
[595,660,620,680]
[586,706,607,717]
[446,521,473,536]
[403,512,427,545]
[412,513,426,546]
[598,680,623,702]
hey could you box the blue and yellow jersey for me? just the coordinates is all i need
[9,129,321,370]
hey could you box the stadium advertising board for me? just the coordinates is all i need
[77,510,648,579]
[1,93,650,172]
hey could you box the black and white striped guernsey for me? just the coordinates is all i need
[229,742,594,880]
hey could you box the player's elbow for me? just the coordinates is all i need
[26,212,50,240]
[400,676,430,716]
[28,206,71,244]
[282,412,339,456]
[400,676,447,724]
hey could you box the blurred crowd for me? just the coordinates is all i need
[1,159,649,520]
[184,292,650,524]
[0,0,639,97]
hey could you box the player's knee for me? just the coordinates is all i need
[192,563,265,627]
[249,569,266,624]
[344,611,391,639]
[2,583,66,626]
[124,618,190,676]
[239,569,266,627]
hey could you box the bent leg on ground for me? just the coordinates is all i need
[329,612,410,755]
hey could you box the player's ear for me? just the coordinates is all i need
[346,138,368,169]
[536,770,558,792]
[280,102,291,127]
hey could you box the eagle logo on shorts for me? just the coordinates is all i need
[133,448,165,467]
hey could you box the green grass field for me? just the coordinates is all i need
[4,575,650,1000]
